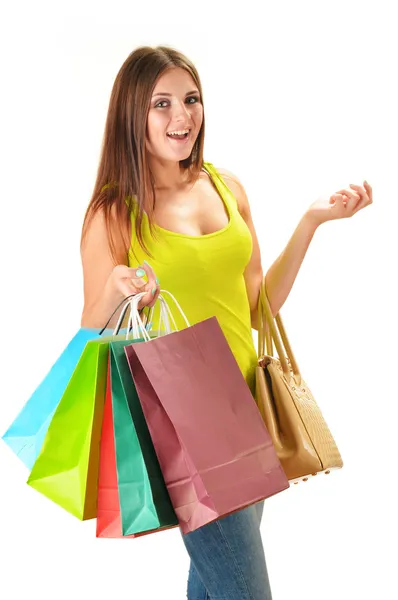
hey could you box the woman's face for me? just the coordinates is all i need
[146,67,203,163]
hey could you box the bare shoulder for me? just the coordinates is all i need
[216,167,250,217]
[81,201,131,273]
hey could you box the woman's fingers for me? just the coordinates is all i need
[349,183,372,208]
[363,181,373,203]
[113,262,161,309]
[148,286,161,308]
[142,261,161,308]
[336,187,360,198]
[135,261,160,309]
[334,188,361,210]
[130,267,147,290]
[141,261,157,286]
[329,194,351,218]
[330,193,345,206]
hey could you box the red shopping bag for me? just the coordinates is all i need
[124,316,289,534]
[96,361,129,538]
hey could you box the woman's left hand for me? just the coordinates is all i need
[307,180,373,227]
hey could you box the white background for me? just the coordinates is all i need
[0,1,397,599]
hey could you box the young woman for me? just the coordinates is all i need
[80,45,372,600]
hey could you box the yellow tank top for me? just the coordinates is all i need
[127,162,258,394]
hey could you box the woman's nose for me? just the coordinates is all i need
[171,100,191,123]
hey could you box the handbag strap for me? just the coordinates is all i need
[258,298,273,358]
[257,279,302,385]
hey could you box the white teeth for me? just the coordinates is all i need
[167,129,189,136]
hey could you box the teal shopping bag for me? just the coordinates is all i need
[110,340,178,536]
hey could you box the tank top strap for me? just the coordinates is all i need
[101,164,238,213]
[202,162,239,212]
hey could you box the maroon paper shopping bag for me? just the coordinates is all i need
[124,316,289,534]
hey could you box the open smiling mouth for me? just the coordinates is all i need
[166,128,191,141]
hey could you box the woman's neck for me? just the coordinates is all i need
[149,158,193,192]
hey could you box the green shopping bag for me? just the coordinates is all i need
[27,336,115,520]
[110,340,178,536]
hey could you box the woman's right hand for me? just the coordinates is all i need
[109,261,160,309]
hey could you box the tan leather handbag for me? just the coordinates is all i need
[255,280,343,484]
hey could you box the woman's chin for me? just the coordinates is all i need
[164,146,194,162]
[147,142,195,163]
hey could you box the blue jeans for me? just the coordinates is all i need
[180,501,272,600]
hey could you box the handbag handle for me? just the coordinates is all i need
[258,296,273,359]
[257,279,302,386]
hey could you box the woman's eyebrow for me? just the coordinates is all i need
[152,90,200,97]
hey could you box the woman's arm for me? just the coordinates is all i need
[262,214,318,317]
[263,180,373,317]
[218,169,318,327]
[219,169,317,329]
[219,169,372,328]
[80,207,158,328]
[80,208,129,328]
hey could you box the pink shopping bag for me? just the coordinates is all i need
[124,315,289,534]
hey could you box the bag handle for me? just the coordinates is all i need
[258,296,273,358]
[257,279,301,386]
[129,293,176,339]
[127,293,153,341]
[122,289,190,342]
[142,294,176,336]
[158,289,190,329]
[98,294,137,336]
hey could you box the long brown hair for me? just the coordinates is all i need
[81,46,205,261]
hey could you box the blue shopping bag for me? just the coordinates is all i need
[2,328,111,469]
[1,296,138,469]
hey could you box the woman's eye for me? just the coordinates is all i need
[155,96,200,108]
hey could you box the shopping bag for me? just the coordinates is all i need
[25,294,165,521]
[124,298,289,534]
[96,360,133,538]
[2,328,110,469]
[27,336,112,520]
[96,358,177,538]
[2,296,133,469]
[111,340,178,536]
